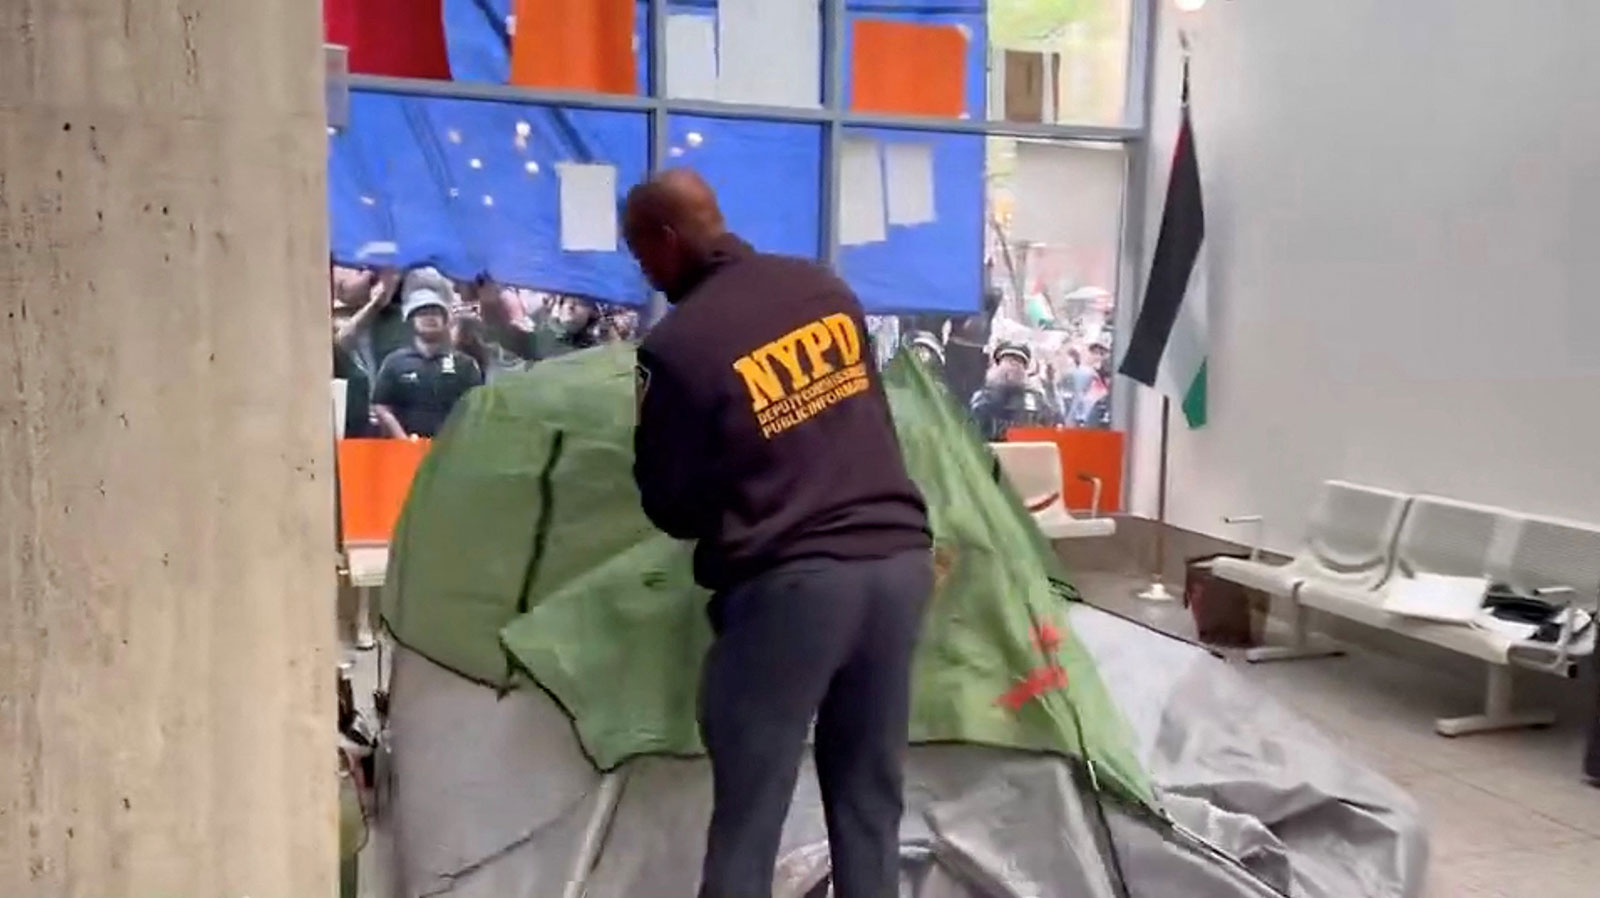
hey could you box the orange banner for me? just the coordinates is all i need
[1005,427,1125,513]
[510,0,637,94]
[337,438,431,545]
[850,19,967,117]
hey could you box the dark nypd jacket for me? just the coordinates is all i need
[632,235,931,592]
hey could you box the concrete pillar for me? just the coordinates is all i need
[0,2,335,896]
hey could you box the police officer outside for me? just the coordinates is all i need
[622,169,934,898]
[906,330,946,373]
[1070,341,1113,428]
[969,342,1059,441]
[371,280,483,439]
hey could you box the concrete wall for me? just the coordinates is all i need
[1127,0,1600,552]
[0,2,336,895]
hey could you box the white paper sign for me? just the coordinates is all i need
[665,14,718,101]
[717,0,820,107]
[884,142,936,226]
[1384,573,1489,624]
[1012,142,1126,248]
[838,138,887,246]
[557,163,619,253]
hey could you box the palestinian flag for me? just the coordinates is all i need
[1120,104,1207,428]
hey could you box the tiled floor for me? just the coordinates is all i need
[1082,572,1600,898]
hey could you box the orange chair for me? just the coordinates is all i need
[336,438,430,590]
[990,440,1115,539]
[1004,427,1125,514]
[337,438,430,546]
[335,438,430,649]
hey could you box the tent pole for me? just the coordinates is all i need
[1137,396,1176,601]
[561,772,626,898]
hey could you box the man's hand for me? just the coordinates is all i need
[370,267,401,309]
[475,277,512,327]
[477,281,540,360]
[478,278,534,332]
[372,405,409,440]
[336,267,400,350]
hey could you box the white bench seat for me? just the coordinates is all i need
[1218,487,1600,737]
[1213,554,1362,603]
[1509,626,1597,670]
[1299,579,1523,664]
[1213,481,1409,662]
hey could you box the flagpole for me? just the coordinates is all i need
[1137,396,1176,601]
[1135,30,1192,604]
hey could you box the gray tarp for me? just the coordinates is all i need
[384,604,1427,898]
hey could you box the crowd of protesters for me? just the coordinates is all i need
[330,263,1107,444]
[330,263,639,439]
[870,287,1116,442]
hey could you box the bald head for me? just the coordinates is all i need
[625,169,725,236]
[622,169,729,300]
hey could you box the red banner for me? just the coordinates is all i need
[325,0,452,81]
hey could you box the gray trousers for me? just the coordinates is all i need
[698,550,933,898]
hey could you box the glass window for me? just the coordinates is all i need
[987,0,1136,126]
[836,128,986,315]
[330,91,651,307]
[667,116,824,259]
[856,135,1126,438]
[985,136,1127,429]
[662,1,824,107]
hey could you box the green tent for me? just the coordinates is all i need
[382,344,1152,810]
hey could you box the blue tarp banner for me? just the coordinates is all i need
[328,1,989,314]
[837,129,985,316]
[330,92,653,304]
[668,116,824,261]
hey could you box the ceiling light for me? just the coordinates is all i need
[482,194,495,207]
[469,158,483,169]
[515,121,531,138]
[1174,0,1206,10]
[524,161,540,174]
[447,129,462,144]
